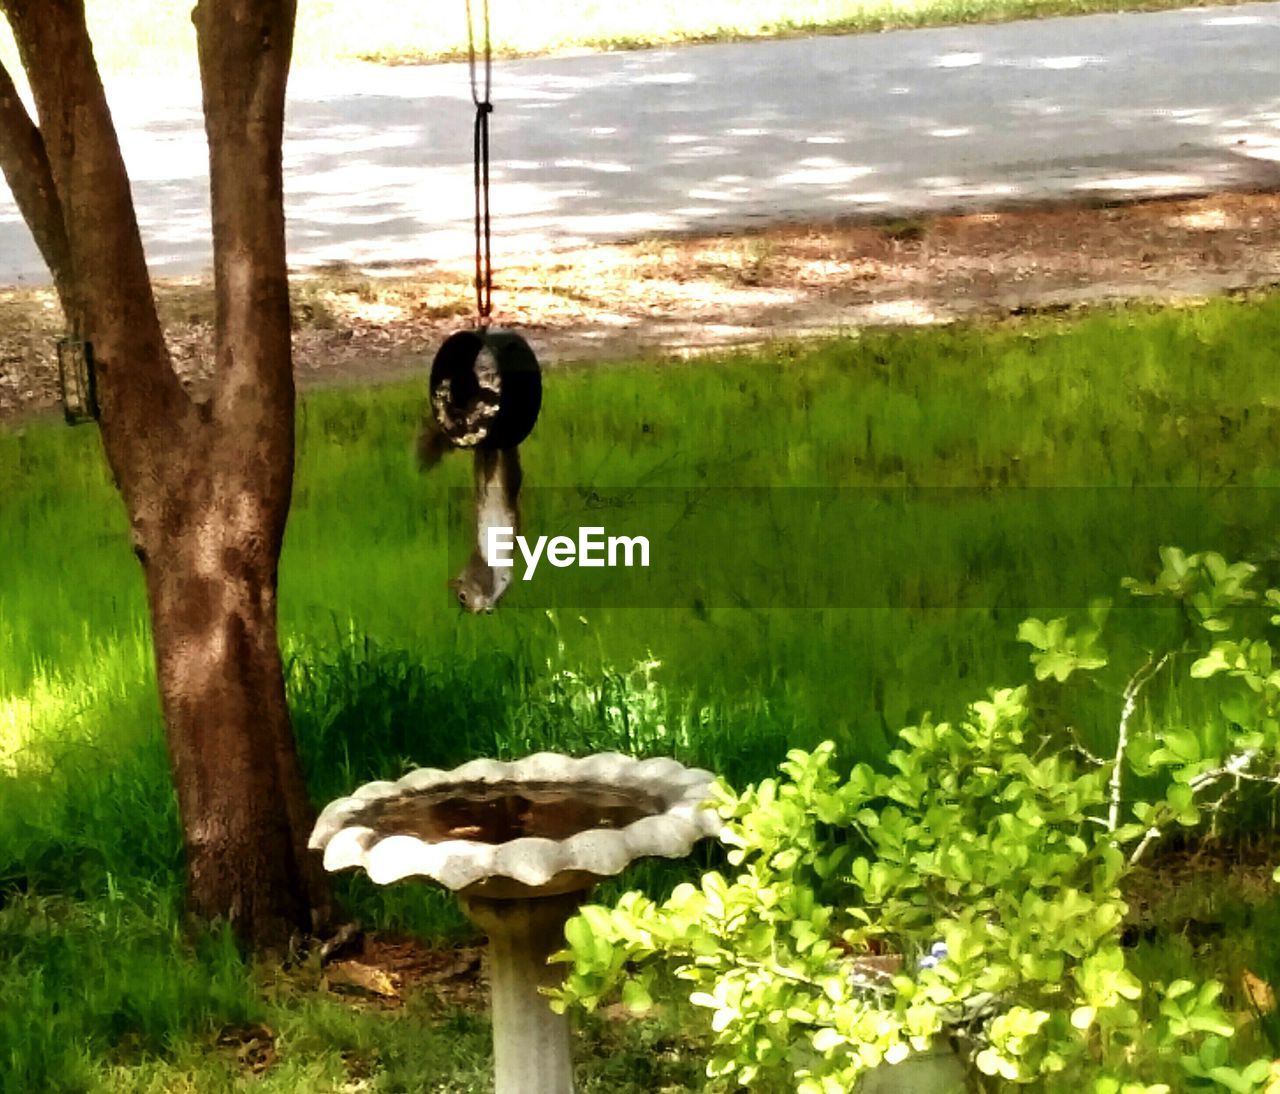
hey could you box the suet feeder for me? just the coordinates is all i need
[424,0,542,457]
[429,328,541,450]
[56,336,100,425]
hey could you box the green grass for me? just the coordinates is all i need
[0,885,706,1092]
[4,295,1280,1087]
[0,0,1250,79]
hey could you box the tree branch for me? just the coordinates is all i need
[1128,825,1162,867]
[0,57,76,313]
[1128,749,1264,866]
[1108,653,1170,832]
[193,0,297,448]
[1188,749,1260,792]
[1,0,196,530]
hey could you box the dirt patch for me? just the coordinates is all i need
[1124,841,1280,937]
[4,190,1280,421]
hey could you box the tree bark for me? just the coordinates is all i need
[0,0,328,944]
[0,61,76,312]
[145,471,319,937]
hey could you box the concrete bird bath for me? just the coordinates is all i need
[309,752,719,1094]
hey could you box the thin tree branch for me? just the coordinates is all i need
[193,0,297,441]
[1064,730,1106,767]
[1128,749,1264,866]
[1108,653,1170,832]
[1128,825,1163,866]
[0,56,76,314]
[1,0,196,525]
[1188,749,1260,792]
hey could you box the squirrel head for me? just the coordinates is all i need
[449,561,512,614]
[449,573,493,614]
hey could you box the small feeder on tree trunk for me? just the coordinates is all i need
[56,335,99,424]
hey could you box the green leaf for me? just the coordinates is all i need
[564,915,595,958]
[1191,647,1231,679]
[1017,618,1053,650]
[1071,1005,1097,1030]
[1206,1066,1260,1093]
[811,1028,845,1053]
[1162,729,1201,764]
[1036,651,1079,683]
[621,979,653,1014]
[1243,1058,1274,1084]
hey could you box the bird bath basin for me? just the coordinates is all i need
[309,753,719,1093]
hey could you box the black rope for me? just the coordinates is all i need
[466,0,493,325]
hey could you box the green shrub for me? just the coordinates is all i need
[553,547,1280,1091]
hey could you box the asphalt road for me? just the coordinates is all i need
[1,3,1278,283]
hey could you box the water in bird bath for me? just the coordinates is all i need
[359,780,663,844]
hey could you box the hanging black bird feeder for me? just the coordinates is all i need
[428,0,541,450]
[430,328,541,449]
[56,335,100,425]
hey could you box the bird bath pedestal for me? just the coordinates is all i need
[309,753,719,1094]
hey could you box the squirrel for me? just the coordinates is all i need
[419,415,522,614]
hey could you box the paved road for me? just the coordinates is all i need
[2,3,1279,283]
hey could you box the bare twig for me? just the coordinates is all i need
[1188,749,1260,792]
[1065,731,1106,767]
[1128,749,1264,865]
[1109,653,1171,832]
[1128,826,1163,866]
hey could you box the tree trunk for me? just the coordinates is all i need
[143,461,321,937]
[0,0,329,945]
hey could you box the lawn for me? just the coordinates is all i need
[0,0,1253,78]
[3,295,1280,1089]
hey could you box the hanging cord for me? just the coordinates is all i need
[466,0,494,325]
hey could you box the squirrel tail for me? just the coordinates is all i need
[417,420,451,471]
